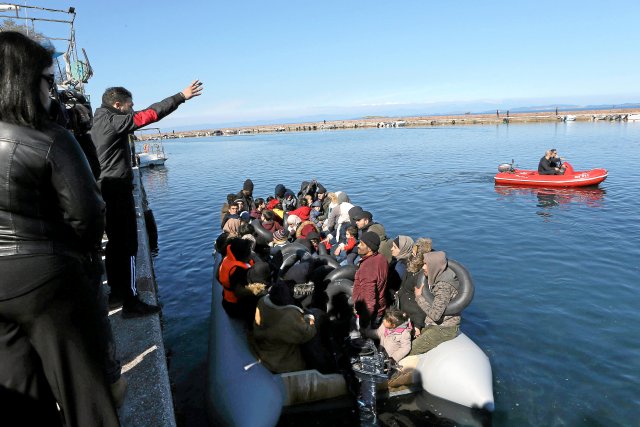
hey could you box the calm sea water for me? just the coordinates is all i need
[140,122,640,426]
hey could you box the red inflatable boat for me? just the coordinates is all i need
[494,162,608,188]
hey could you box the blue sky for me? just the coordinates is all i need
[9,0,640,129]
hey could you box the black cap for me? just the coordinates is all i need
[360,231,380,252]
[352,210,372,221]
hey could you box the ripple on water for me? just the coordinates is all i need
[141,123,640,426]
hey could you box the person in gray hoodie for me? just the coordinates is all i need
[409,251,460,355]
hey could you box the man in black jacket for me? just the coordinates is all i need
[538,149,565,175]
[93,81,203,317]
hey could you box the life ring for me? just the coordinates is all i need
[417,259,474,315]
[325,279,353,313]
[250,219,273,244]
[324,264,356,283]
[143,143,149,153]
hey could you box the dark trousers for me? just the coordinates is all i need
[87,253,121,384]
[101,179,138,301]
[0,255,119,426]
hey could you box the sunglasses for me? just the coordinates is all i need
[41,74,56,91]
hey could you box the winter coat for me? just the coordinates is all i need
[93,94,184,182]
[353,252,388,325]
[416,252,460,327]
[396,271,426,329]
[250,295,316,373]
[377,320,412,362]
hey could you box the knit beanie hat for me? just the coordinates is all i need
[360,231,380,252]
[243,179,254,192]
[273,228,289,243]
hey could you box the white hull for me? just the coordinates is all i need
[137,152,167,168]
[401,334,494,410]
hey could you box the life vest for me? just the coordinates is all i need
[218,246,254,304]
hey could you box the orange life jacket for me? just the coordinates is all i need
[218,246,254,303]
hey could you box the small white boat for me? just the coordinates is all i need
[564,115,576,121]
[137,142,167,168]
[135,128,167,168]
[626,113,640,121]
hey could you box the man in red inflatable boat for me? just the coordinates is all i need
[538,148,567,175]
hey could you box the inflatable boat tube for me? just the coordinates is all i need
[317,242,328,256]
[251,218,273,243]
[208,255,494,420]
[417,259,474,315]
[207,254,285,426]
[315,254,341,270]
[324,264,356,283]
[324,279,353,313]
[410,332,494,410]
[279,242,311,274]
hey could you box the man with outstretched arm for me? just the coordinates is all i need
[92,80,203,317]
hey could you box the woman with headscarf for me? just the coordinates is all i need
[409,251,461,355]
[0,32,119,425]
[388,235,415,293]
[396,238,432,337]
[223,217,242,238]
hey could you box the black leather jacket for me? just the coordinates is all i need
[0,121,105,257]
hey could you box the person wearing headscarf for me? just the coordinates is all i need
[388,235,415,292]
[396,238,432,335]
[409,251,460,355]
[223,218,241,238]
[286,215,302,237]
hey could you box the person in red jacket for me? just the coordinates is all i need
[288,198,311,221]
[352,232,388,331]
[334,225,358,263]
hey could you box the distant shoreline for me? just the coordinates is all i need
[135,108,640,141]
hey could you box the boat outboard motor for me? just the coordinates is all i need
[349,336,395,425]
[498,159,515,173]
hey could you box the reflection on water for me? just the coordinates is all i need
[495,185,606,212]
[144,123,640,427]
[139,166,170,194]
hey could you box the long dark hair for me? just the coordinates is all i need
[0,32,54,129]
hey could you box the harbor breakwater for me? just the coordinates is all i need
[135,108,640,141]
